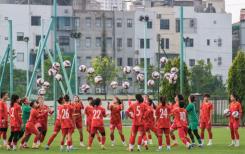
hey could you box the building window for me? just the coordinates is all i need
[127,19,133,27]
[116,18,122,27]
[17,32,24,41]
[74,17,80,29]
[35,35,41,46]
[207,39,210,46]
[127,58,133,66]
[140,58,150,65]
[106,18,112,28]
[140,39,144,49]
[95,17,101,27]
[218,57,222,66]
[117,57,123,66]
[16,53,24,62]
[207,58,211,64]
[96,37,101,47]
[140,39,150,49]
[127,38,132,47]
[146,39,150,49]
[160,19,169,30]
[117,38,122,49]
[85,17,91,27]
[185,38,194,47]
[64,17,71,26]
[85,37,91,48]
[189,59,195,67]
[59,36,70,46]
[31,16,41,26]
[218,38,222,47]
[165,38,169,49]
[106,37,112,48]
[147,21,152,29]
[176,19,180,32]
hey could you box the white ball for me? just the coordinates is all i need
[55,74,63,81]
[164,72,171,80]
[94,75,103,84]
[160,57,168,65]
[80,84,90,93]
[136,74,144,82]
[110,81,118,89]
[38,88,46,96]
[133,66,141,74]
[87,67,95,75]
[152,71,160,80]
[36,78,44,86]
[122,81,130,89]
[223,109,230,117]
[79,65,87,72]
[232,111,239,118]
[123,66,131,74]
[52,62,60,70]
[171,67,179,74]
[48,68,58,76]
[63,60,71,68]
[42,81,50,89]
[147,80,155,87]
[170,73,178,81]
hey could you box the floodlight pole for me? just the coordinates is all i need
[8,20,13,96]
[74,39,78,95]
[0,46,10,94]
[179,6,184,94]
[41,18,45,79]
[53,0,57,119]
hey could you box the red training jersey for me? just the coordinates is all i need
[26,108,39,127]
[155,104,171,129]
[59,104,74,129]
[73,102,84,120]
[91,106,106,128]
[229,101,242,123]
[0,100,8,128]
[172,108,188,128]
[144,105,155,126]
[9,103,22,128]
[126,101,148,126]
[109,103,122,125]
[200,102,213,122]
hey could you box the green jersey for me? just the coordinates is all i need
[186,102,198,123]
[22,104,31,125]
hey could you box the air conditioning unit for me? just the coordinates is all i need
[156,14,162,19]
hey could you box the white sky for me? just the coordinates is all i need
[225,0,245,23]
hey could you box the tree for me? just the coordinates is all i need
[0,64,26,97]
[87,56,118,99]
[159,58,190,102]
[228,51,245,122]
[190,60,227,97]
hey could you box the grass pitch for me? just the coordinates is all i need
[0,127,244,154]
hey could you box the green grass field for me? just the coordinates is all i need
[0,127,244,154]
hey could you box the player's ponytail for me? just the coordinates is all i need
[94,98,101,106]
[159,96,166,106]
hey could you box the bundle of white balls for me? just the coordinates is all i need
[152,71,160,80]
[123,66,131,74]
[147,80,155,87]
[122,81,130,89]
[136,73,144,82]
[36,78,50,96]
[94,75,103,84]
[160,57,168,65]
[164,67,179,84]
[133,66,141,74]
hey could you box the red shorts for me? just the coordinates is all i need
[144,123,157,133]
[54,120,61,132]
[229,121,239,129]
[11,126,21,132]
[61,128,74,136]
[75,118,83,129]
[131,125,145,136]
[200,121,212,129]
[110,123,122,131]
[91,126,105,135]
[157,128,170,136]
[170,123,178,131]
[26,124,39,136]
